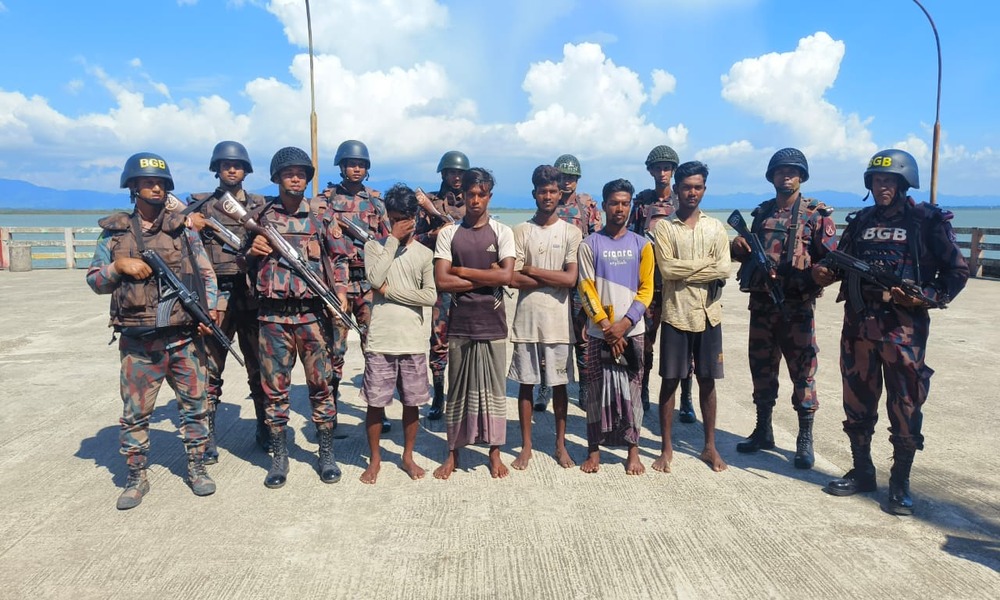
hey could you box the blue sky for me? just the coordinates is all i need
[0,0,997,207]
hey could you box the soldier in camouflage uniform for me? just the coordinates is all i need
[629,145,695,417]
[87,152,217,510]
[248,147,349,488]
[731,148,837,470]
[414,150,469,420]
[551,154,602,409]
[317,139,391,432]
[814,149,968,515]
[185,141,269,459]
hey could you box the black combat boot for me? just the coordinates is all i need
[116,465,150,510]
[204,407,219,465]
[678,376,695,423]
[264,427,289,489]
[186,455,217,496]
[736,403,775,453]
[794,413,815,469]
[428,377,445,421]
[825,435,877,496]
[330,379,340,430]
[316,425,342,484]
[888,448,916,515]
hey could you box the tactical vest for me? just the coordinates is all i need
[320,184,386,267]
[191,190,266,277]
[100,210,205,329]
[629,190,677,236]
[555,193,590,238]
[739,196,830,299]
[254,198,326,300]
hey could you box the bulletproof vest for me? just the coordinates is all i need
[434,187,466,222]
[193,190,267,276]
[739,197,827,297]
[629,190,677,235]
[100,210,204,329]
[845,204,920,284]
[321,183,386,266]
[254,198,326,300]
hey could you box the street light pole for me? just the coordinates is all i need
[912,0,942,205]
[305,0,319,197]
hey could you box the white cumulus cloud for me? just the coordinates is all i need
[649,69,676,105]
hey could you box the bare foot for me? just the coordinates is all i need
[554,446,575,468]
[401,457,426,480]
[700,446,728,472]
[489,447,509,479]
[359,460,381,484]
[434,453,457,480]
[580,451,601,474]
[625,454,645,476]
[511,448,532,470]
[651,450,673,473]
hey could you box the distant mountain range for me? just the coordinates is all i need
[1,177,997,211]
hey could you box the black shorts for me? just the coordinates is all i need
[659,322,724,380]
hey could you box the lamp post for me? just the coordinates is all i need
[305,0,319,197]
[912,0,942,205]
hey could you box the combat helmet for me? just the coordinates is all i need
[120,152,174,191]
[268,146,315,184]
[334,140,371,168]
[437,150,470,173]
[645,145,679,168]
[554,154,582,177]
[864,149,919,190]
[765,148,809,183]
[209,141,253,174]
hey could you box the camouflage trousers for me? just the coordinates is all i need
[747,299,819,414]
[259,319,337,428]
[118,332,210,467]
[205,301,266,424]
[642,288,663,372]
[428,292,453,383]
[329,285,373,381]
[840,333,932,452]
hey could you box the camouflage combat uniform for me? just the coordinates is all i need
[834,198,968,453]
[628,189,678,379]
[556,191,602,376]
[253,197,348,430]
[414,186,466,385]
[188,189,268,431]
[737,195,837,414]
[87,209,217,469]
[317,182,389,380]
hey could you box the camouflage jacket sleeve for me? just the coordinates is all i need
[186,229,219,310]
[86,231,121,294]
[922,207,970,305]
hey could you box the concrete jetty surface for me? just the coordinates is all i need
[0,269,997,599]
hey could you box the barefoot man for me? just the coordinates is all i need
[651,161,730,473]
[508,165,582,470]
[432,168,515,479]
[359,184,437,483]
[577,178,655,475]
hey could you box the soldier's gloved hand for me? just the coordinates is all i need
[890,287,927,308]
[113,257,153,280]
[811,264,836,287]
[249,234,273,257]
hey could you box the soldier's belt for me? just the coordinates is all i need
[258,297,324,315]
[115,325,195,339]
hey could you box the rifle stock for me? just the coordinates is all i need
[140,249,245,366]
[217,193,366,338]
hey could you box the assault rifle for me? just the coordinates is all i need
[140,249,245,366]
[216,193,366,338]
[819,249,945,309]
[415,187,456,225]
[337,215,377,248]
[204,215,243,253]
[727,210,785,310]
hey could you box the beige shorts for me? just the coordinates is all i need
[507,342,574,386]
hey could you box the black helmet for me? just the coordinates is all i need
[554,154,581,177]
[644,145,679,168]
[765,147,809,183]
[436,150,470,173]
[269,146,315,184]
[334,140,371,168]
[864,149,919,190]
[120,152,174,191]
[209,141,253,173]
